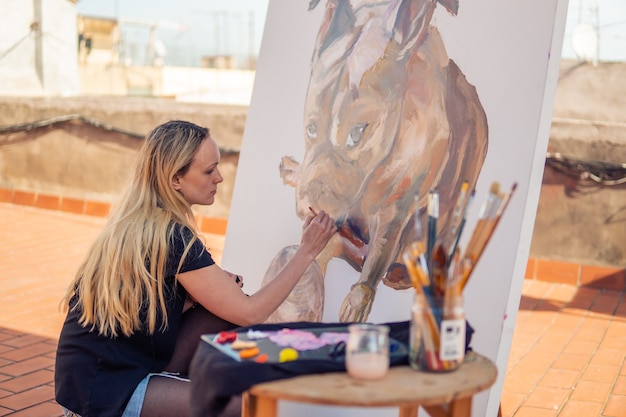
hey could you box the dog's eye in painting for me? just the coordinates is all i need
[305,123,317,141]
[346,123,368,149]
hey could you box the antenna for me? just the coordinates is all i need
[572,0,600,65]
[572,23,598,64]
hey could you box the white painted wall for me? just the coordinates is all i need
[0,0,79,96]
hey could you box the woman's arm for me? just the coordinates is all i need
[176,210,337,326]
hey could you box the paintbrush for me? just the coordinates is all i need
[403,241,431,288]
[449,181,469,241]
[308,206,365,249]
[462,182,501,261]
[461,182,517,290]
[403,249,428,294]
[430,243,447,297]
[448,183,474,266]
[426,189,439,272]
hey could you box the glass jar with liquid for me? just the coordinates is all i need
[346,323,390,380]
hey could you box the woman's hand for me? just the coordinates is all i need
[300,209,337,259]
[179,210,336,326]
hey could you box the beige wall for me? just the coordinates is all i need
[0,64,625,269]
[0,96,245,219]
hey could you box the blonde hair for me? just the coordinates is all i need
[63,120,210,337]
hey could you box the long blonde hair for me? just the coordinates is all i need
[63,120,210,337]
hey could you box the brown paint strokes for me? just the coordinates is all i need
[264,0,488,323]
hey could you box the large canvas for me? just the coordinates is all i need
[222,0,569,415]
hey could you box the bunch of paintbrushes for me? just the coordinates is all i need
[403,181,517,371]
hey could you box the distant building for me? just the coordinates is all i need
[77,15,120,66]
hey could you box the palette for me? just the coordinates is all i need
[201,325,408,364]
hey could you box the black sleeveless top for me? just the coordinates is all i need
[55,225,214,417]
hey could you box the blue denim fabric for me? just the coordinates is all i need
[121,374,151,417]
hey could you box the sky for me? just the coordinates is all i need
[76,0,625,65]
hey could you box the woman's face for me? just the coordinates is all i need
[172,137,223,206]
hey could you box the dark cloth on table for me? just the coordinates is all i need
[55,224,214,417]
[189,320,474,417]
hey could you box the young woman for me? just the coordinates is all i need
[54,120,337,417]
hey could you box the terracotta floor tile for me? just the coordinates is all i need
[0,407,14,416]
[536,259,579,286]
[11,191,36,207]
[568,288,601,309]
[523,311,555,325]
[613,376,626,396]
[558,400,604,417]
[539,368,580,389]
[515,353,556,374]
[0,358,11,368]
[548,284,579,303]
[590,349,626,367]
[562,339,600,356]
[581,363,620,383]
[530,340,566,359]
[575,325,607,341]
[552,354,591,371]
[513,405,558,417]
[603,394,626,417]
[508,343,533,365]
[34,194,60,211]
[84,200,110,217]
[499,390,526,416]
[0,384,54,411]
[1,334,48,349]
[0,342,56,362]
[615,303,626,319]
[550,313,585,330]
[0,356,55,378]
[6,401,63,417]
[590,291,621,316]
[537,299,566,313]
[542,329,578,343]
[0,369,54,394]
[599,336,626,351]
[0,188,12,203]
[605,320,626,337]
[503,369,543,393]
[519,296,541,311]
[522,386,570,410]
[521,279,552,294]
[59,197,85,215]
[570,380,612,402]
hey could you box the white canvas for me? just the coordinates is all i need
[222,1,570,415]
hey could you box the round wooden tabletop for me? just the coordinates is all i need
[247,351,497,409]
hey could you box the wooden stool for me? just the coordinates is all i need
[242,351,497,417]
